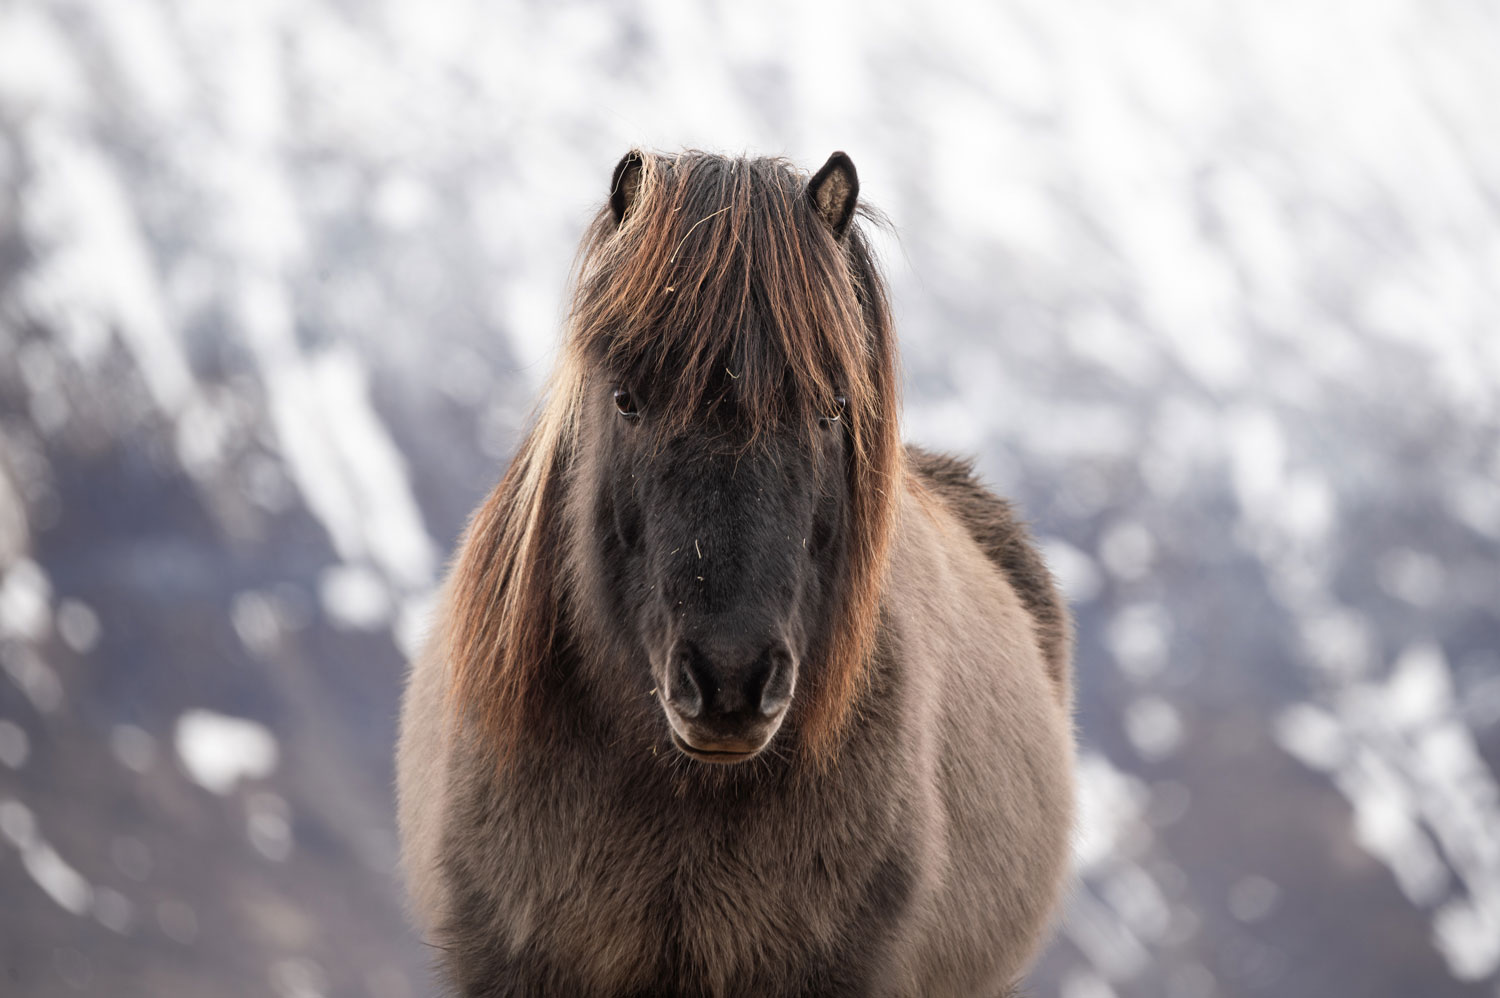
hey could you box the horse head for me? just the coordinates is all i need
[565,150,897,764]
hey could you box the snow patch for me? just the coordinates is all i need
[1278,643,1500,978]
[1074,751,1150,873]
[0,799,93,916]
[0,8,87,114]
[318,563,392,630]
[18,127,195,414]
[0,558,51,641]
[263,348,437,591]
[174,710,278,795]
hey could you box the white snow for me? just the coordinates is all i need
[1278,643,1500,978]
[0,558,51,641]
[17,127,195,413]
[21,837,93,916]
[263,348,437,591]
[0,799,94,916]
[1382,644,1455,730]
[1433,897,1500,982]
[174,710,279,795]
[1065,751,1187,986]
[0,8,87,115]
[1228,407,1287,521]
[1073,750,1150,871]
[90,1,191,123]
[319,563,393,631]
[1273,703,1347,772]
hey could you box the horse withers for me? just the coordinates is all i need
[397,149,1075,997]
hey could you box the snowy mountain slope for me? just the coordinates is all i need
[1,1,1497,996]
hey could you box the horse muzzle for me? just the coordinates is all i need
[656,636,795,763]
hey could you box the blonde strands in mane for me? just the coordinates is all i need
[444,152,903,764]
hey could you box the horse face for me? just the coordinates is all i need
[593,384,850,764]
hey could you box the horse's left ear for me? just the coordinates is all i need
[807,151,859,238]
[610,150,645,226]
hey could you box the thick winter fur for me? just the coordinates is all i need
[903,447,1072,694]
[398,151,1075,997]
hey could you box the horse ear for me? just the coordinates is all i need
[610,150,645,226]
[807,151,859,238]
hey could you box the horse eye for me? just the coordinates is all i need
[613,388,640,418]
[822,395,848,425]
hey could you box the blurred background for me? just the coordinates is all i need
[1,1,1498,995]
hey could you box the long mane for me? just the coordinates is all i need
[444,152,904,763]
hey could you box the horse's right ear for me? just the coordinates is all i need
[610,151,645,226]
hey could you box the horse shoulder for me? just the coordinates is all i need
[903,444,1073,702]
[887,454,1077,991]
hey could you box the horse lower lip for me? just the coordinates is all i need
[669,731,759,763]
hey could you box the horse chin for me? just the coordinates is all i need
[668,729,764,765]
[661,709,786,765]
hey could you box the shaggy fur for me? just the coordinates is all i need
[398,151,1075,997]
[904,447,1072,693]
[442,150,900,765]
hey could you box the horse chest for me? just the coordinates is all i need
[484,780,896,996]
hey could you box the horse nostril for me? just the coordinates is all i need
[758,647,795,717]
[668,651,703,718]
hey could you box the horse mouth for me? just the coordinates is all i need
[668,730,762,764]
